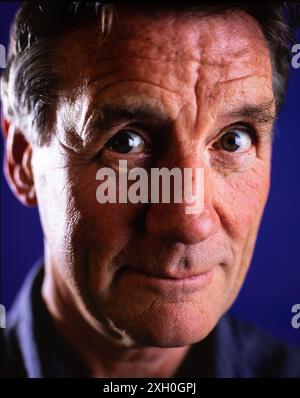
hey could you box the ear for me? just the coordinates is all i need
[3,118,37,207]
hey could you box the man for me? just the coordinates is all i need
[1,1,300,378]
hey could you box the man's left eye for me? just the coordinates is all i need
[214,128,254,153]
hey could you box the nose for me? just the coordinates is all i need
[146,201,220,244]
[145,170,221,245]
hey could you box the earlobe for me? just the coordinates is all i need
[4,120,37,207]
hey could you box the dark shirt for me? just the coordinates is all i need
[1,262,300,378]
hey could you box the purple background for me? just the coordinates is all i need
[1,2,300,347]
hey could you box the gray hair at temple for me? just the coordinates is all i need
[1,1,299,146]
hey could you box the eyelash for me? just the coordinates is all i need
[213,123,259,147]
[101,121,260,157]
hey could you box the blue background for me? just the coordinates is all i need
[1,2,299,347]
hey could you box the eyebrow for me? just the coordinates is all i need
[224,100,276,125]
[86,103,173,133]
[84,99,277,139]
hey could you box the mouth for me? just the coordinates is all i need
[126,266,213,281]
[118,266,215,295]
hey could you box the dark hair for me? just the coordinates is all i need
[1,1,299,145]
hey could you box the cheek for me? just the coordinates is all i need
[215,163,270,296]
[214,163,270,240]
[33,151,146,305]
[70,170,142,249]
[33,149,131,263]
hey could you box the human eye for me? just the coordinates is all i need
[210,124,259,171]
[99,127,153,170]
[213,125,256,153]
[105,129,151,155]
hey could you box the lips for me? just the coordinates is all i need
[116,266,214,298]
[122,265,214,282]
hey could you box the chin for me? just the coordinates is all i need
[104,302,222,348]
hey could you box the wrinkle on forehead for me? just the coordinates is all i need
[55,8,273,142]
[57,8,270,85]
[94,10,267,75]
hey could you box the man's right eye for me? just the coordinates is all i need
[105,130,149,154]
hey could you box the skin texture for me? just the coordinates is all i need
[4,8,276,376]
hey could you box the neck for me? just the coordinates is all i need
[41,262,190,378]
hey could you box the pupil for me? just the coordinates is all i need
[111,132,134,153]
[222,132,240,152]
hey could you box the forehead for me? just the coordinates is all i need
[58,9,271,79]
[56,9,273,129]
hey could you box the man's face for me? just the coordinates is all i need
[31,9,275,346]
